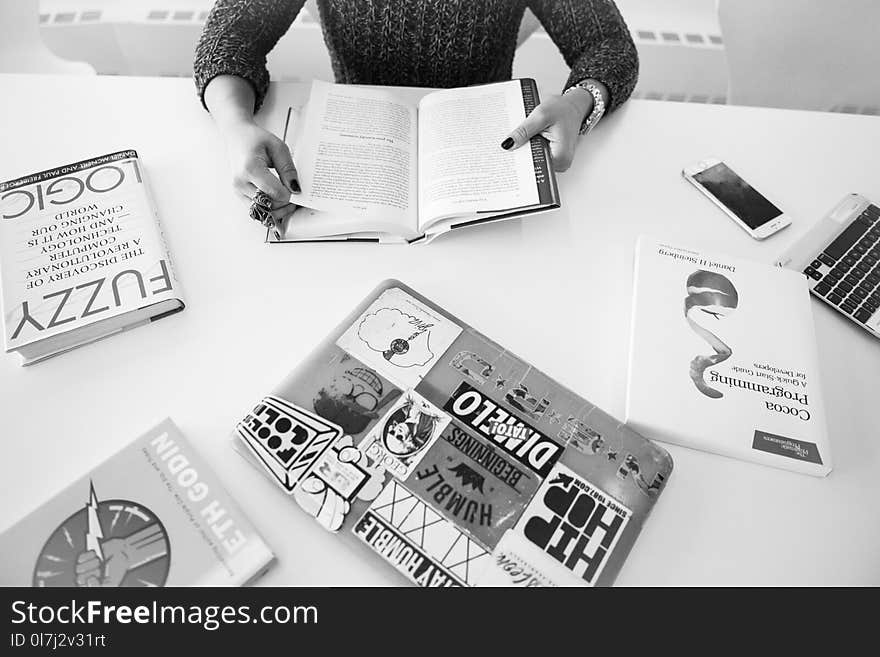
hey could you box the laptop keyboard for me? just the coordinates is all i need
[803,203,880,325]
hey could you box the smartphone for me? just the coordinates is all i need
[682,158,791,240]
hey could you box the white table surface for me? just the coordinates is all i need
[1,74,878,586]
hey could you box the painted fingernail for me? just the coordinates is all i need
[501,138,514,150]
[289,178,301,193]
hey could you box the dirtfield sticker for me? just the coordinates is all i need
[513,462,632,586]
[475,531,588,587]
[405,422,540,550]
[353,479,491,587]
[235,396,342,493]
[361,390,450,480]
[337,287,462,390]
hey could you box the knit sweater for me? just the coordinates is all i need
[194,0,638,113]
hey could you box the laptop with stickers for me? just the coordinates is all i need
[231,280,673,587]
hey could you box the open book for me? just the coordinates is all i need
[271,79,560,244]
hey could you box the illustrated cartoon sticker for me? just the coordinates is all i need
[236,396,343,493]
[514,462,631,586]
[352,479,491,587]
[337,287,461,389]
[312,357,401,436]
[33,482,170,587]
[361,390,450,480]
[294,435,387,532]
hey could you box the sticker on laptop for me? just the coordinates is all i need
[337,287,461,390]
[513,462,631,586]
[443,381,563,479]
[361,390,450,480]
[352,479,491,587]
[406,422,540,549]
[294,434,388,532]
[474,531,588,587]
[235,395,342,493]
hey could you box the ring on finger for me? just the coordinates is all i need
[249,202,274,228]
[253,189,274,209]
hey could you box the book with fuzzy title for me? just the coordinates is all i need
[0,150,184,365]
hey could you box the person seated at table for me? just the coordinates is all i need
[194,0,639,227]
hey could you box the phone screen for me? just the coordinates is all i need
[692,162,782,229]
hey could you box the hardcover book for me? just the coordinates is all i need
[0,418,274,587]
[0,150,185,365]
[270,79,560,244]
[232,280,673,587]
[625,237,832,476]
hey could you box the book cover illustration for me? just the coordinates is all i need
[233,280,673,586]
[33,482,171,587]
[626,237,832,476]
[0,419,274,587]
[685,270,739,398]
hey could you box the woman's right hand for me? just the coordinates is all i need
[204,75,300,226]
[222,118,300,225]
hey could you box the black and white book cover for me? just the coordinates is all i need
[0,419,274,586]
[0,150,185,365]
[626,237,832,476]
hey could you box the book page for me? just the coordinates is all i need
[417,80,540,231]
[289,81,419,237]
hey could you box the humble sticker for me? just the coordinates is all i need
[352,479,491,587]
[407,423,540,549]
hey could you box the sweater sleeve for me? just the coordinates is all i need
[527,0,639,112]
[193,0,306,113]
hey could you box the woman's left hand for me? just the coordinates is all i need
[501,89,594,172]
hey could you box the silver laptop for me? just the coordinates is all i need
[777,194,880,338]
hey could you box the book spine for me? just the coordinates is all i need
[519,79,558,207]
[138,156,185,311]
[0,150,139,193]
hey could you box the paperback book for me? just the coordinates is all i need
[0,150,185,365]
[231,279,673,587]
[626,237,832,476]
[270,79,560,244]
[0,418,274,586]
